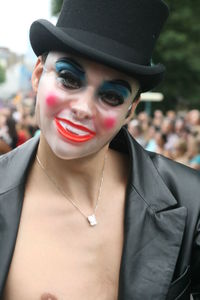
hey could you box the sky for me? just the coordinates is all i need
[0,0,56,55]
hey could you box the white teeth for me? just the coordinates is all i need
[60,121,88,136]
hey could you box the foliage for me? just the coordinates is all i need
[153,0,200,110]
[51,0,63,16]
[0,64,6,84]
[51,0,200,111]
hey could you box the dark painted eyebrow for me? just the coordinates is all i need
[56,57,85,73]
[109,79,132,93]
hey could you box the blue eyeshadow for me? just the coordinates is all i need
[100,82,130,99]
[55,59,85,81]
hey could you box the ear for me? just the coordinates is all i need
[31,56,44,93]
[124,96,141,125]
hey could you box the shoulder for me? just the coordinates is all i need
[148,150,200,209]
[148,149,200,183]
[0,136,39,193]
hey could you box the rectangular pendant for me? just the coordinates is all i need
[87,214,97,226]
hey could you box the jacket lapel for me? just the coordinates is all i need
[112,128,187,300]
[0,185,24,293]
[0,136,39,295]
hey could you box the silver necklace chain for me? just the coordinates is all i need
[36,153,107,226]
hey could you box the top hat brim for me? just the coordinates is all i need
[30,19,165,92]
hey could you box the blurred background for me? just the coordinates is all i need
[0,0,200,170]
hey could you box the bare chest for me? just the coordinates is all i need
[2,185,125,300]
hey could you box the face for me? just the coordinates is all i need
[32,52,140,159]
[155,132,165,147]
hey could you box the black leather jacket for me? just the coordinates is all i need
[0,127,200,299]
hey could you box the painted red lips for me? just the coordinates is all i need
[55,117,96,143]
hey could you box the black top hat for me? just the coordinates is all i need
[29,0,169,92]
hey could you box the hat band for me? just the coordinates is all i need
[60,27,150,66]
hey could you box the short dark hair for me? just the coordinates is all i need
[41,52,49,63]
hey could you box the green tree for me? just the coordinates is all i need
[51,0,200,111]
[0,64,6,84]
[153,0,200,110]
[51,0,63,15]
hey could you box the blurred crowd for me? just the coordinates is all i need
[128,109,200,171]
[1,95,200,171]
[0,93,39,155]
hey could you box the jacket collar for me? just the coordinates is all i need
[0,129,187,299]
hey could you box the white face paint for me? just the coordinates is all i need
[34,51,139,159]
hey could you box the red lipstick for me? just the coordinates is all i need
[55,117,96,143]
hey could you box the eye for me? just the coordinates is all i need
[99,91,124,107]
[57,70,82,90]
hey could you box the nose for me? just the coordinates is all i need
[70,87,95,121]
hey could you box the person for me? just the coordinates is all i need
[0,1,199,299]
[128,119,146,148]
[187,136,200,171]
[153,129,171,158]
[161,117,179,152]
[172,137,189,166]
[0,111,17,153]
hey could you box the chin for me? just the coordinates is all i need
[53,138,112,160]
[41,126,112,160]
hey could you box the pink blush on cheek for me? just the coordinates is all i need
[46,94,58,107]
[103,117,116,129]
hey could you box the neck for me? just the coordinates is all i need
[36,133,108,210]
